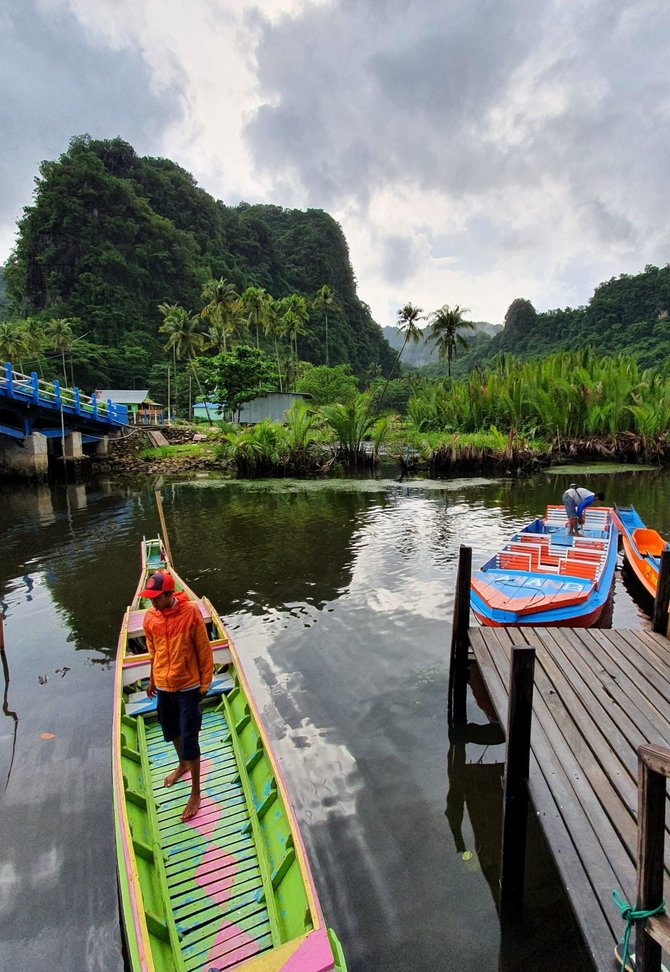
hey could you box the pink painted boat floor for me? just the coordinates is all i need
[145,710,274,969]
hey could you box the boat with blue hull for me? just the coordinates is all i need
[471,505,618,627]
[613,504,669,599]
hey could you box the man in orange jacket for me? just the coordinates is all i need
[141,571,213,822]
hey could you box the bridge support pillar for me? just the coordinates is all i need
[63,430,83,460]
[0,433,49,479]
[95,436,109,457]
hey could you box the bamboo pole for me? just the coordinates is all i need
[154,489,174,566]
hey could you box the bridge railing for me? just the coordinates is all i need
[1,363,129,425]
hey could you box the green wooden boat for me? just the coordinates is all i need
[113,537,347,971]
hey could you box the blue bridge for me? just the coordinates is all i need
[0,362,129,478]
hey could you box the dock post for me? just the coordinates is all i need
[448,545,472,727]
[499,644,536,920]
[635,744,670,971]
[652,550,670,636]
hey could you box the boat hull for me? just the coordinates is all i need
[613,504,666,599]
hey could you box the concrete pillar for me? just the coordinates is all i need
[63,430,83,460]
[67,482,88,510]
[95,436,109,456]
[0,433,49,479]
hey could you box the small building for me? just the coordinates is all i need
[193,392,311,424]
[95,390,166,425]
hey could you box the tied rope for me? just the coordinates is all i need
[612,889,666,971]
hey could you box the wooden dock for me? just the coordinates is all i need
[468,623,670,971]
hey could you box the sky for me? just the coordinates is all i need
[2,0,670,327]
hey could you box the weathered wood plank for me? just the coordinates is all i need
[469,624,670,972]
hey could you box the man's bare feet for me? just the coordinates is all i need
[181,792,201,822]
[164,763,189,787]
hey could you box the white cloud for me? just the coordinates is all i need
[2,0,670,329]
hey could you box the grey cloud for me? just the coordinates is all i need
[245,0,670,273]
[0,0,184,239]
[380,233,425,284]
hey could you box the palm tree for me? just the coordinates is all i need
[428,304,475,377]
[240,286,271,348]
[201,278,240,354]
[278,295,309,390]
[0,321,31,372]
[261,296,286,392]
[46,318,75,385]
[159,303,211,420]
[376,302,425,409]
[313,284,339,367]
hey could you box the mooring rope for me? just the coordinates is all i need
[612,889,666,971]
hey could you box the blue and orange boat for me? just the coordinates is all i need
[113,536,347,972]
[470,504,618,627]
[613,504,669,598]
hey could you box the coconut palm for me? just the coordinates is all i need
[0,321,31,372]
[46,318,76,385]
[376,302,425,409]
[201,278,241,354]
[278,296,309,390]
[159,303,211,420]
[261,297,286,392]
[240,286,271,348]
[313,284,339,367]
[428,304,475,377]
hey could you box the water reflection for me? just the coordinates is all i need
[1,467,670,970]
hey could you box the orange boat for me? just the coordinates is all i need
[613,504,668,598]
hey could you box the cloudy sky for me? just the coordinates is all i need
[2,0,669,326]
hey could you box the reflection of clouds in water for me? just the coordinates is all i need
[0,861,19,916]
[30,847,63,889]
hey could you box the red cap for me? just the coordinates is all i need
[139,572,176,599]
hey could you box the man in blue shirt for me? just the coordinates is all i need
[562,484,606,535]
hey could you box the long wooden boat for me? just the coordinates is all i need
[113,536,347,972]
[470,505,618,627]
[613,504,668,598]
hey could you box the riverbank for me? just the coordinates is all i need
[88,423,670,480]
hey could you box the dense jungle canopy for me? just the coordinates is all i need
[2,135,395,394]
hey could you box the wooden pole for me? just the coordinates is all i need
[652,549,670,636]
[635,744,670,971]
[154,489,174,566]
[499,644,536,921]
[448,545,472,726]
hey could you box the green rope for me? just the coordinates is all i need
[612,889,666,971]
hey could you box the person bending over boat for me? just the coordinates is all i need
[562,484,606,536]
[141,571,213,822]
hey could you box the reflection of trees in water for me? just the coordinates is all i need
[158,483,380,614]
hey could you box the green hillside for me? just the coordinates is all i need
[3,135,395,393]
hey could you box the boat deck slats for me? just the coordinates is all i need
[141,707,274,969]
[469,625,670,971]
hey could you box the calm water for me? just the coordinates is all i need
[1,466,668,972]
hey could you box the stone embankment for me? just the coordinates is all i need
[90,425,227,477]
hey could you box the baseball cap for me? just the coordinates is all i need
[140,571,176,599]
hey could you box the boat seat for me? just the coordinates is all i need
[497,551,532,571]
[632,529,668,558]
[559,559,598,580]
[124,672,234,717]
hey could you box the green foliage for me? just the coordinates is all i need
[203,344,275,419]
[296,363,359,405]
[406,350,670,441]
[319,392,391,465]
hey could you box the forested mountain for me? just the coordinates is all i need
[466,266,670,372]
[3,135,395,391]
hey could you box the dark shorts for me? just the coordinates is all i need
[156,687,202,761]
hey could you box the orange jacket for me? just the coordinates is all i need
[144,591,213,693]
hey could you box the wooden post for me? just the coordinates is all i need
[448,545,472,726]
[652,550,670,636]
[635,744,670,971]
[154,489,174,566]
[499,644,536,920]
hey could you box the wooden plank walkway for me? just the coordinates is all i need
[469,624,670,972]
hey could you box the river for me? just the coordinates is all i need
[0,465,667,971]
